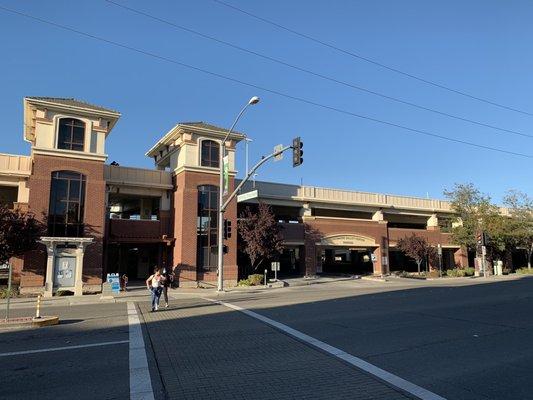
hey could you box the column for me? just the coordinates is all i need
[43,242,55,298]
[74,243,85,296]
[427,214,439,231]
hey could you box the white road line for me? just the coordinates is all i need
[0,340,129,357]
[127,302,155,400]
[204,298,447,400]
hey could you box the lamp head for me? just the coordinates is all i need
[248,96,260,105]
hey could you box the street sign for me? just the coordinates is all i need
[271,261,280,282]
[107,273,121,294]
[237,190,258,203]
[274,144,284,161]
[271,261,280,271]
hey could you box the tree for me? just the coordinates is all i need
[443,183,501,252]
[238,202,284,275]
[504,190,533,269]
[397,234,438,274]
[0,205,44,265]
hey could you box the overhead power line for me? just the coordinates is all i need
[1,5,531,160]
[105,0,532,140]
[213,0,533,117]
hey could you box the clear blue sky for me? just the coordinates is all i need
[1,0,532,203]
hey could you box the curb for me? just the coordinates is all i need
[0,315,59,329]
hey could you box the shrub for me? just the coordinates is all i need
[464,267,475,277]
[426,270,441,279]
[237,279,251,286]
[516,268,533,275]
[0,287,17,299]
[446,268,466,278]
[248,274,264,286]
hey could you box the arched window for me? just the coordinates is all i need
[197,185,219,269]
[48,171,87,237]
[200,140,220,168]
[57,118,85,151]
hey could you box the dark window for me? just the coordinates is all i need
[57,118,85,151]
[48,171,86,237]
[200,140,219,168]
[197,185,218,270]
[0,186,18,209]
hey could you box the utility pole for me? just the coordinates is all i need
[217,143,297,291]
[217,96,260,293]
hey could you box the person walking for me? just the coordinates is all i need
[161,267,174,308]
[146,268,163,312]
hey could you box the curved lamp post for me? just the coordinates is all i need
[217,96,260,292]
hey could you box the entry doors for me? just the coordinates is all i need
[53,255,76,288]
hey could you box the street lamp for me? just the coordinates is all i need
[217,96,260,292]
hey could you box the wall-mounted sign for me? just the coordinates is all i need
[320,235,376,247]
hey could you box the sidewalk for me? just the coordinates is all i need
[139,297,414,400]
[0,285,217,309]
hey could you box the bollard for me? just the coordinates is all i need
[35,294,42,319]
[264,269,268,287]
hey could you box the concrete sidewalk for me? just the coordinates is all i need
[139,297,414,400]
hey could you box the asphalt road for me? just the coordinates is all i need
[1,276,531,400]
[0,303,130,400]
[212,276,533,400]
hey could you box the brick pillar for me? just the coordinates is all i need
[454,246,468,268]
[172,173,198,286]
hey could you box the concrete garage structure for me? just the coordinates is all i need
[235,180,466,277]
[1,97,476,295]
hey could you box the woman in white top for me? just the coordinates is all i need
[146,268,163,312]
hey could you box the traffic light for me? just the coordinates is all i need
[223,219,232,240]
[477,231,489,246]
[292,137,303,167]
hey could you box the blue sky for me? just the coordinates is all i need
[1,0,532,203]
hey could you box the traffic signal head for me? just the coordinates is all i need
[292,137,303,167]
[223,219,232,240]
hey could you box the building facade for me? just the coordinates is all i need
[1,97,475,295]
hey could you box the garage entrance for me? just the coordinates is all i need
[317,234,379,276]
[320,247,375,275]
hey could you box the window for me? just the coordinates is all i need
[48,171,86,237]
[200,140,219,168]
[197,185,218,270]
[57,118,85,151]
[0,186,18,209]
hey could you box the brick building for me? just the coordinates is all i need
[1,97,474,295]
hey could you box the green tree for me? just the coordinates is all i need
[504,190,533,269]
[443,183,500,252]
[238,202,284,275]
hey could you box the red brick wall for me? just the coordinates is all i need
[304,218,389,275]
[173,170,238,286]
[21,154,106,288]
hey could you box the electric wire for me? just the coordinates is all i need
[0,5,531,160]
[104,0,532,140]
[212,0,533,117]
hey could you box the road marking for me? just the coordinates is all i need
[204,298,447,400]
[0,340,129,357]
[127,302,155,400]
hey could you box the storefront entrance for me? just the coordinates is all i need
[106,243,163,280]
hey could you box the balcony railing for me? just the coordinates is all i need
[0,153,31,177]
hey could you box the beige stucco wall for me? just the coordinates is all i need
[33,110,107,158]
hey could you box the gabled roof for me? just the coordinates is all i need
[25,97,120,115]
